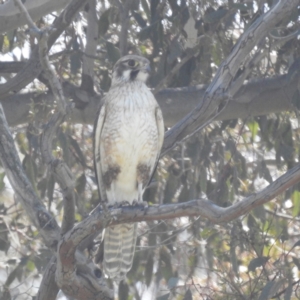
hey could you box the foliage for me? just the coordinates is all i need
[0,0,300,299]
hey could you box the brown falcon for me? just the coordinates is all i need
[94,55,164,281]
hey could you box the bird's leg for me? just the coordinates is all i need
[118,200,131,207]
[107,182,119,209]
[132,182,148,209]
[138,182,143,203]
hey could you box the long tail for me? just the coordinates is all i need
[103,223,137,281]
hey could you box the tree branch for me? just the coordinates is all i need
[50,157,300,300]
[1,70,298,129]
[161,0,299,155]
[81,0,98,92]
[0,0,71,34]
[0,105,60,248]
[0,0,88,100]
[66,158,300,244]
[56,243,113,299]
[37,28,76,235]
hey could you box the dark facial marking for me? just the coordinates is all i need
[130,69,139,81]
[103,165,121,189]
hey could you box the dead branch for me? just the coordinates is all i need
[81,0,98,92]
[0,105,60,248]
[36,256,59,300]
[0,0,88,100]
[161,0,299,155]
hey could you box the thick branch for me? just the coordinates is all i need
[0,105,60,248]
[51,154,300,299]
[161,0,299,155]
[65,159,300,247]
[0,0,70,34]
[0,0,88,100]
[56,241,113,299]
[1,72,297,129]
[37,28,76,235]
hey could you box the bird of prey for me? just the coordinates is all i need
[94,54,164,281]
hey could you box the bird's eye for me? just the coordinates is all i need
[127,59,137,67]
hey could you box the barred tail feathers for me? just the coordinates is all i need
[104,223,137,280]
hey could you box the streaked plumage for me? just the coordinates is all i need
[94,55,164,281]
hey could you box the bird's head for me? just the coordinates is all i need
[111,55,151,86]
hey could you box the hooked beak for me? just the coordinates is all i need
[143,64,151,73]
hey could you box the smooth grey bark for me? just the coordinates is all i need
[1,72,298,128]
[161,0,299,155]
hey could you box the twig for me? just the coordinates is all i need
[15,0,76,236]
[0,105,60,248]
[38,31,76,234]
[13,0,40,34]
[161,0,299,155]
[81,0,98,91]
[54,156,300,298]
[0,0,88,100]
[154,35,207,94]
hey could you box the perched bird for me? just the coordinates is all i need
[94,55,164,281]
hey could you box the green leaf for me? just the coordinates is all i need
[291,90,300,110]
[248,256,269,272]
[0,222,10,252]
[230,3,250,12]
[284,283,293,300]
[248,120,259,140]
[37,177,47,199]
[47,174,55,204]
[203,8,228,24]
[75,173,86,195]
[230,241,238,276]
[258,279,284,300]
[118,281,129,300]
[22,155,37,191]
[0,35,4,52]
[145,254,154,287]
[183,289,193,300]
[98,8,111,37]
[132,11,147,28]
[139,23,156,41]
[199,165,207,193]
[16,132,28,155]
[26,260,35,272]
[160,248,173,281]
[58,131,70,166]
[69,135,86,167]
[292,190,300,217]
[292,257,300,270]
[99,69,111,92]
[106,42,120,64]
[70,37,81,74]
[0,172,5,192]
[157,294,170,300]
